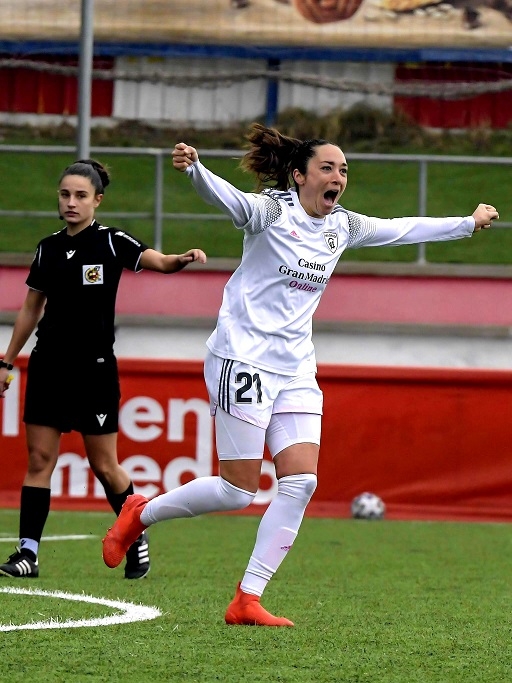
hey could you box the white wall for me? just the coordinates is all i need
[279,60,393,114]
[113,56,268,127]
[112,56,394,127]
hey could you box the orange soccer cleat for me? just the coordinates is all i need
[102,494,148,569]
[225,583,294,627]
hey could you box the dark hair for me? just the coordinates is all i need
[240,122,334,192]
[59,158,110,195]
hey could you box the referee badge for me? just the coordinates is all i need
[323,231,338,253]
[83,264,104,285]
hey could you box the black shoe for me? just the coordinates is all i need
[0,547,39,578]
[124,531,150,579]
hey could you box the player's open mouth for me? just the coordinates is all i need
[324,190,338,206]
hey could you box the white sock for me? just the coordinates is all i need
[241,473,317,597]
[140,476,255,525]
[20,538,39,558]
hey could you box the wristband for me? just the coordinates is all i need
[0,360,13,371]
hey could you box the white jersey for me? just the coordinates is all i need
[187,160,475,376]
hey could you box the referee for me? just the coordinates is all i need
[0,158,206,579]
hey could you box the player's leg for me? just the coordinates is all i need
[102,353,270,568]
[226,373,323,625]
[141,400,265,524]
[240,435,319,596]
[102,408,263,569]
[224,413,320,626]
[0,424,60,578]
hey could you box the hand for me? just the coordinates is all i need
[472,203,499,232]
[177,249,207,267]
[0,369,13,398]
[172,143,199,172]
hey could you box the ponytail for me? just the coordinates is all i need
[240,122,332,192]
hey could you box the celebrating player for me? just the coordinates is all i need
[0,158,206,579]
[102,123,498,625]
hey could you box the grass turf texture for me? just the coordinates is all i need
[1,509,512,682]
[1,151,511,264]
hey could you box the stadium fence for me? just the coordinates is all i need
[1,144,511,265]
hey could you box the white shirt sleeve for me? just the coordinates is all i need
[186,160,259,229]
[345,209,475,249]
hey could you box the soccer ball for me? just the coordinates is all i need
[351,492,385,520]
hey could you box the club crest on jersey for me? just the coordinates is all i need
[323,231,338,253]
[83,264,104,285]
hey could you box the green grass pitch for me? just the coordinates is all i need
[1,508,512,682]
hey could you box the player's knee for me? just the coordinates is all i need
[218,477,256,510]
[278,473,318,504]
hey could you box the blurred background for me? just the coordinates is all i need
[1,0,512,520]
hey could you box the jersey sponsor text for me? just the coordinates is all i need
[279,264,329,285]
[115,230,142,247]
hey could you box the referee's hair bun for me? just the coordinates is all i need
[76,158,111,189]
[92,160,110,190]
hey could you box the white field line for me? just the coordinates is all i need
[0,587,162,631]
[0,535,98,542]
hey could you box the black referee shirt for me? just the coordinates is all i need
[26,221,149,360]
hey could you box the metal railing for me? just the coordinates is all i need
[1,145,511,264]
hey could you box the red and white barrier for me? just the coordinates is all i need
[2,357,512,522]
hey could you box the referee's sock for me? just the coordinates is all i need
[104,482,134,516]
[19,485,51,560]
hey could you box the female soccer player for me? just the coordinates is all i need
[103,124,498,623]
[0,158,206,580]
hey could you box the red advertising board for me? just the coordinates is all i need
[2,357,512,522]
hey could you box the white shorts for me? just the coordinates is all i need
[215,408,322,460]
[204,350,323,429]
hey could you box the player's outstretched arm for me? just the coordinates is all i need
[140,248,207,273]
[472,203,499,232]
[172,143,257,229]
[172,142,198,172]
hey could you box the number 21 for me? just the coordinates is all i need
[235,372,262,404]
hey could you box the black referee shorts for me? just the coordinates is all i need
[23,349,121,435]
